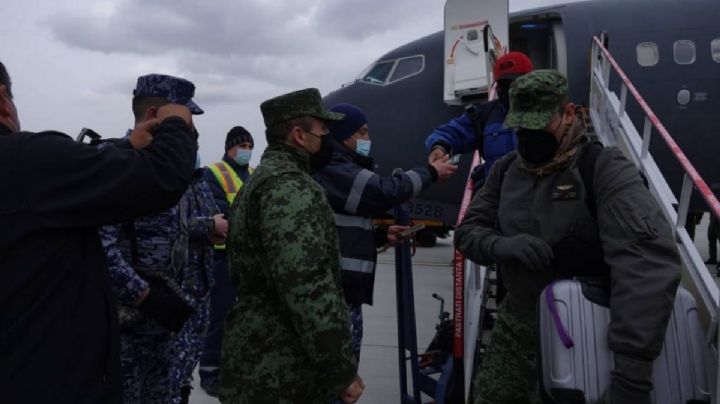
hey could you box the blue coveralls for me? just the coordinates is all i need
[101,159,217,404]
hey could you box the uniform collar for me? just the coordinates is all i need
[264,143,311,172]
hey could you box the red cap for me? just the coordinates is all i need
[493,52,533,81]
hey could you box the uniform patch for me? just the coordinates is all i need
[551,183,580,201]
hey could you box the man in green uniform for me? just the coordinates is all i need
[219,88,363,404]
[455,70,680,404]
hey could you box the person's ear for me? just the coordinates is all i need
[145,106,159,121]
[563,103,576,124]
[0,85,12,119]
[290,126,307,148]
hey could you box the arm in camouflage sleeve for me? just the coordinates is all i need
[259,176,357,395]
[594,148,681,394]
[454,152,511,264]
[99,225,148,305]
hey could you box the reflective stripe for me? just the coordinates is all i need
[208,162,252,250]
[344,169,374,214]
[406,170,423,196]
[341,257,375,274]
[335,214,373,230]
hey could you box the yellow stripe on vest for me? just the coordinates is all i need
[208,161,253,250]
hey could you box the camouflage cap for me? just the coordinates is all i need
[505,69,568,130]
[133,74,204,115]
[260,88,344,127]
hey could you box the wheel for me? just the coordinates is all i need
[416,228,437,247]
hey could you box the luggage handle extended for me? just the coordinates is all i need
[545,281,575,349]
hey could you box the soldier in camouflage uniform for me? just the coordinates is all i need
[219,88,365,404]
[455,70,680,404]
[100,74,228,404]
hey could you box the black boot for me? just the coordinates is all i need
[180,386,191,404]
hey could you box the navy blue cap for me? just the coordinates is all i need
[133,74,204,115]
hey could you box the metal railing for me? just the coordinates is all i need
[589,35,720,401]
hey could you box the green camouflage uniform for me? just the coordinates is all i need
[219,89,356,404]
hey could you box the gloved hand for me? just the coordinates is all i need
[491,234,554,271]
[137,277,193,332]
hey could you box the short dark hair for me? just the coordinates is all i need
[0,61,13,99]
[131,96,169,121]
[265,116,314,145]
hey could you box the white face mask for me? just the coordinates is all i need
[234,149,252,166]
[355,139,371,157]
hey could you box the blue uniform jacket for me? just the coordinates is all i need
[313,141,436,305]
[425,99,517,178]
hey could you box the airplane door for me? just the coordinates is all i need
[444,0,509,105]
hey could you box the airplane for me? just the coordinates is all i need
[323,0,720,401]
[323,0,720,247]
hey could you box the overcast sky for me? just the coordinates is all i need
[1,0,570,165]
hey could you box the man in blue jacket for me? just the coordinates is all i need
[313,103,456,359]
[426,52,533,188]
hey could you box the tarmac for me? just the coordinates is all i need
[189,213,719,403]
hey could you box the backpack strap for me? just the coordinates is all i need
[496,151,518,191]
[496,143,605,219]
[579,142,604,219]
[467,101,497,157]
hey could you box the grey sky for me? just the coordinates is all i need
[2,0,570,164]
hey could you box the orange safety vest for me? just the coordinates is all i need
[208,161,253,249]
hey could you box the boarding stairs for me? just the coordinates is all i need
[451,35,720,403]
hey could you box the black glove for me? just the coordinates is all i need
[491,234,554,271]
[137,277,193,332]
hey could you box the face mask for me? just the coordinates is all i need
[516,129,559,164]
[355,139,371,157]
[195,154,202,169]
[234,149,252,166]
[309,134,334,170]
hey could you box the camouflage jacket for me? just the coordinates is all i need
[220,144,356,403]
[101,167,217,318]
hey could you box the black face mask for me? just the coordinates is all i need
[516,128,559,164]
[309,134,334,170]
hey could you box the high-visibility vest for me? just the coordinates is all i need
[208,161,253,250]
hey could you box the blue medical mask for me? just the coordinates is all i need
[355,139,372,157]
[234,149,252,166]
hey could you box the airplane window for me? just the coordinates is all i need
[674,40,696,65]
[389,56,425,83]
[361,61,395,85]
[712,38,720,63]
[636,42,659,67]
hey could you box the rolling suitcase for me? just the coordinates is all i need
[538,279,710,404]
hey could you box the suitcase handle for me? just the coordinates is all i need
[545,282,575,348]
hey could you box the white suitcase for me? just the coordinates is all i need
[538,279,710,404]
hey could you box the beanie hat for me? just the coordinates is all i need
[225,126,254,151]
[327,104,368,142]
